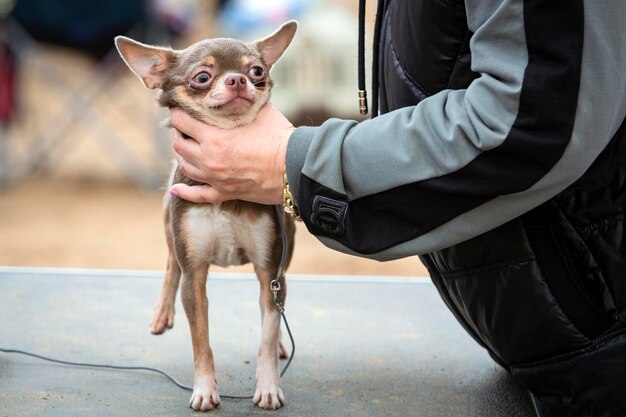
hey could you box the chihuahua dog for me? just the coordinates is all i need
[115,21,297,411]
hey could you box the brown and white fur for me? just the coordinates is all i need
[115,21,297,411]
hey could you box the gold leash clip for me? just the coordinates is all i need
[270,278,284,313]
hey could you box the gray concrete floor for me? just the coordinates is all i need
[0,267,536,417]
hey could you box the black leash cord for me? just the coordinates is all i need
[0,206,296,400]
[0,346,192,391]
[0,311,295,399]
[272,205,296,382]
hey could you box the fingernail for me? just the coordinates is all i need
[170,189,178,197]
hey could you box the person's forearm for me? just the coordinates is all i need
[286,0,626,261]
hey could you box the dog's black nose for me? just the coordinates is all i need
[225,75,247,90]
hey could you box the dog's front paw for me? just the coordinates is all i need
[189,379,221,411]
[253,381,284,410]
[150,301,175,334]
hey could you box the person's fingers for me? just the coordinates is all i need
[175,156,206,183]
[171,108,220,140]
[172,128,201,160]
[170,183,225,204]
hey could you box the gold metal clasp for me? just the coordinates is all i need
[270,279,284,312]
[358,90,368,115]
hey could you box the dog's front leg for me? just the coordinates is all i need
[181,264,221,411]
[150,251,181,334]
[151,203,180,334]
[253,268,285,409]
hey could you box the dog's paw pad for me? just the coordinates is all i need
[253,385,284,410]
[150,302,175,335]
[189,386,221,411]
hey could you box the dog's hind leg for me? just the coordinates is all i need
[150,208,181,334]
[278,328,289,359]
[253,267,285,410]
[181,263,221,411]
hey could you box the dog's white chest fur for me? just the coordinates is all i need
[184,204,274,268]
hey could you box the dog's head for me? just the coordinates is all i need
[115,21,297,128]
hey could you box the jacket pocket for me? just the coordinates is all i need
[435,255,590,365]
[522,203,616,339]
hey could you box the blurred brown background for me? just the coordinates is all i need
[0,0,428,276]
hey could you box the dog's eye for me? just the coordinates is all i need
[248,66,264,78]
[193,72,211,84]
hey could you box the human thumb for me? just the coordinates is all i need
[170,183,222,204]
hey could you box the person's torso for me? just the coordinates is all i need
[377,0,626,379]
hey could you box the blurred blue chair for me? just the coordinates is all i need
[0,0,184,188]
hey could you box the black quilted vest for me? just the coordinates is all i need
[375,0,626,415]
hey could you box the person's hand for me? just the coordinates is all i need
[169,104,295,205]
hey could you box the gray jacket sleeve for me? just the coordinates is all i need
[286,0,626,261]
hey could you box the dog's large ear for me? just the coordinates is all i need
[253,20,298,69]
[115,36,175,89]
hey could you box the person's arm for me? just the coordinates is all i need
[285,0,626,260]
[170,0,626,261]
